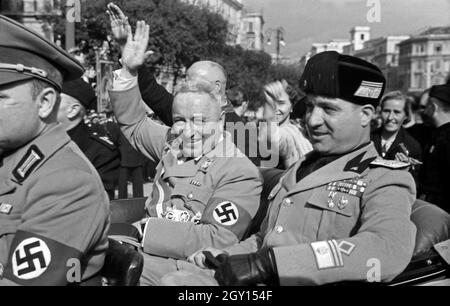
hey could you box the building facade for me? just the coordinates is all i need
[0,0,60,41]
[343,26,371,55]
[311,39,350,56]
[398,27,450,94]
[237,11,264,51]
[371,36,410,91]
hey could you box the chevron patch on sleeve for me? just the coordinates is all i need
[311,240,356,270]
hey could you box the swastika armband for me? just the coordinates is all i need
[310,240,356,270]
[3,231,84,285]
[201,198,252,239]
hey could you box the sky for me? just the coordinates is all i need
[243,0,450,60]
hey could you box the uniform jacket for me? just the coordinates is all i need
[109,84,262,260]
[371,127,422,182]
[371,127,422,162]
[419,122,450,212]
[224,143,417,285]
[68,121,120,191]
[0,124,110,285]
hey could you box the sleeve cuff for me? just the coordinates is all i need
[142,218,193,259]
[112,68,138,91]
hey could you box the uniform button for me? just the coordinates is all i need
[187,193,194,200]
[282,198,292,207]
[274,225,284,233]
[328,201,335,209]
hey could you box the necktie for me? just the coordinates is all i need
[381,143,387,157]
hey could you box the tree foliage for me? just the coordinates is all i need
[51,0,228,70]
[209,45,272,104]
[268,64,303,89]
[48,0,303,105]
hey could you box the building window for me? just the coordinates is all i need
[415,44,425,54]
[413,73,423,89]
[361,34,365,40]
[435,44,443,54]
[24,0,38,13]
[248,22,253,33]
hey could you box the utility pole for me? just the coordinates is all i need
[266,27,286,64]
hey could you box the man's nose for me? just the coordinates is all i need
[307,107,324,128]
[388,111,395,120]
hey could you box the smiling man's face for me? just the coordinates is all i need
[172,92,223,158]
[305,95,369,155]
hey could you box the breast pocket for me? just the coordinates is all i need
[305,188,361,240]
[170,182,213,213]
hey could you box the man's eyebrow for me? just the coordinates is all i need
[316,100,341,109]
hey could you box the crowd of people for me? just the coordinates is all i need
[0,2,449,286]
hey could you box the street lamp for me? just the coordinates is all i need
[266,27,286,64]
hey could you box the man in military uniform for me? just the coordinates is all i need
[106,3,263,166]
[108,21,262,286]
[161,51,417,286]
[418,84,450,213]
[57,78,121,199]
[0,15,109,285]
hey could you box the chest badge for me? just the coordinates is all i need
[201,160,212,171]
[189,180,201,187]
[12,145,44,183]
[327,191,337,209]
[338,196,349,210]
[327,178,368,198]
[0,203,13,215]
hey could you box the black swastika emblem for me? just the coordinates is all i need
[213,202,239,226]
[12,238,51,280]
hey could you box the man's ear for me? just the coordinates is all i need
[67,103,82,119]
[360,105,375,127]
[37,87,59,119]
[215,80,222,93]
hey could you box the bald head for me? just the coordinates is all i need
[186,61,227,106]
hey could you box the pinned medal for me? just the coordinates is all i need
[191,212,202,224]
[164,208,192,223]
[179,211,190,222]
[190,180,201,187]
[338,196,349,210]
[327,199,335,209]
[327,177,368,198]
[200,159,213,171]
[0,203,12,215]
[327,191,337,209]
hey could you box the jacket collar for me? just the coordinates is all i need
[282,143,379,196]
[162,132,234,178]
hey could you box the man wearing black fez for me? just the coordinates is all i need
[160,51,416,286]
[0,15,109,285]
[58,79,121,199]
[418,84,450,212]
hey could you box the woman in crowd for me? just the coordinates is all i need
[371,91,422,180]
[260,80,313,169]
